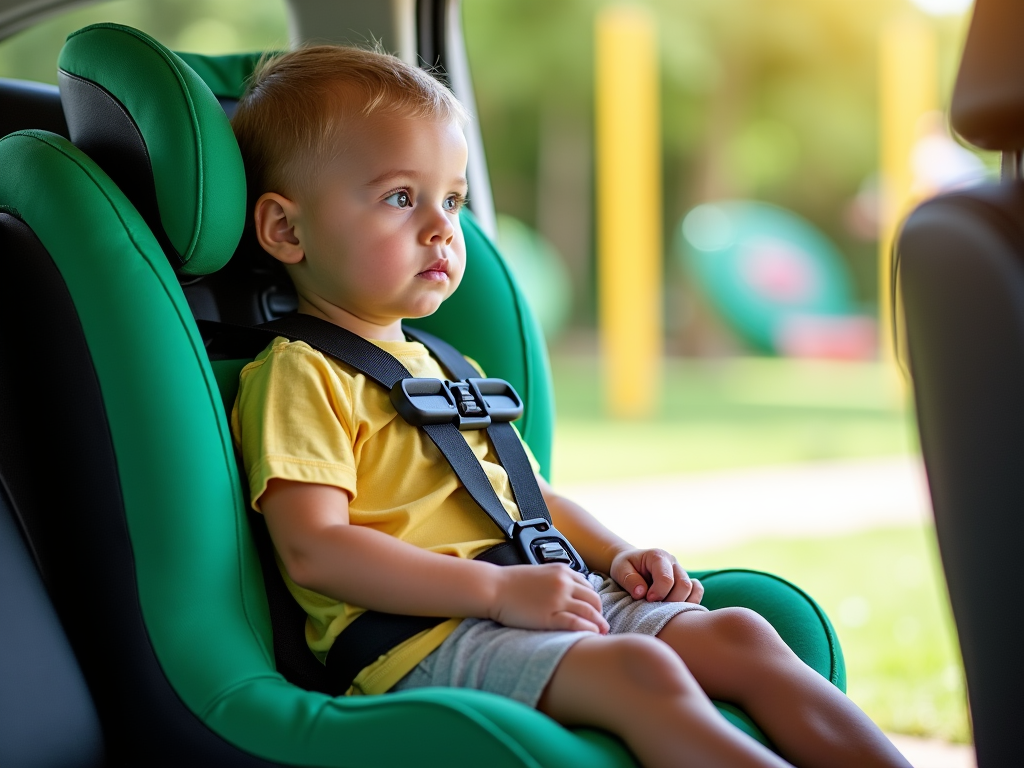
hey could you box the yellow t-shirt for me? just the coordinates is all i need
[230,335,532,695]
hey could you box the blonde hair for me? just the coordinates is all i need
[232,45,469,199]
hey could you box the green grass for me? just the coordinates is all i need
[549,356,918,484]
[679,525,969,743]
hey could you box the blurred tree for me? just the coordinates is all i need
[1,0,974,341]
[0,0,288,84]
[463,0,973,340]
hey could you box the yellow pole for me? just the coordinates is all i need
[879,14,937,367]
[595,5,662,418]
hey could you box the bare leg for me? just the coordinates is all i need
[657,608,911,768]
[538,633,793,768]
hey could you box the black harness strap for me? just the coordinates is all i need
[201,315,576,695]
[262,314,538,538]
[322,541,520,695]
[402,326,551,525]
[245,508,339,694]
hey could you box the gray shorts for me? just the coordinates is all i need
[391,573,708,707]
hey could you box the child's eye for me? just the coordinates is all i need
[443,194,465,212]
[384,191,411,208]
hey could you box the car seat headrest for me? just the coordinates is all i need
[57,23,245,276]
[951,0,1024,152]
[174,51,265,106]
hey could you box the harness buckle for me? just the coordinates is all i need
[390,377,524,431]
[513,518,588,573]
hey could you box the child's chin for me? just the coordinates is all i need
[406,290,455,319]
[404,300,444,319]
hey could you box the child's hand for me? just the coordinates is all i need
[489,564,609,634]
[610,548,704,604]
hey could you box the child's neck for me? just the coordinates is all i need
[295,296,406,342]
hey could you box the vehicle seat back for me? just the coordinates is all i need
[897,1,1024,763]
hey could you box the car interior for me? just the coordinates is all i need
[0,0,1008,766]
[895,1,1023,766]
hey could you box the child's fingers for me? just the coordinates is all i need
[645,555,676,601]
[569,569,594,589]
[573,581,603,613]
[553,611,606,634]
[561,598,609,633]
[616,565,649,600]
[662,564,696,603]
[685,577,704,604]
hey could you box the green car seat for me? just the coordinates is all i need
[0,22,844,765]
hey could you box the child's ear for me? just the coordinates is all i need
[254,192,304,264]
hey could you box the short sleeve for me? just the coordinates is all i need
[231,339,358,511]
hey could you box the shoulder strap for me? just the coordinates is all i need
[259,314,540,536]
[203,315,570,695]
[402,325,551,524]
[401,325,478,380]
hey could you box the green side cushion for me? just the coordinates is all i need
[694,568,847,692]
[408,210,556,478]
[58,23,245,276]
[175,51,268,100]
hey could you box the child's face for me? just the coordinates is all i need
[289,112,469,330]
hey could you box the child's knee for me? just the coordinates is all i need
[704,607,793,662]
[600,634,698,698]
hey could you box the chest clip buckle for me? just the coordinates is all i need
[513,518,588,574]
[391,377,524,431]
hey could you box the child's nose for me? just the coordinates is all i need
[422,208,455,246]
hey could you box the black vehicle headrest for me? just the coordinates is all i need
[951,0,1024,151]
[0,79,69,139]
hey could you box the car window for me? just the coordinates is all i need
[0,0,289,84]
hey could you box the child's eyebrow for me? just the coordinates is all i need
[366,170,418,187]
[366,170,468,189]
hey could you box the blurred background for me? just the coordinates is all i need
[465,1,983,758]
[0,0,987,758]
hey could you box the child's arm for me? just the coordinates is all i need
[537,476,704,605]
[260,478,610,633]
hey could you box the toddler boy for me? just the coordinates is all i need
[230,46,911,768]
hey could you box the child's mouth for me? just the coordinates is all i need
[417,261,449,281]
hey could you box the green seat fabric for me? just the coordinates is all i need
[0,25,847,763]
[696,569,846,692]
[175,51,268,100]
